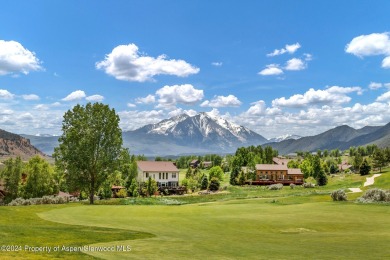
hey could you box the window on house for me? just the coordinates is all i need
[146,172,149,178]
[159,172,161,179]
[172,173,176,178]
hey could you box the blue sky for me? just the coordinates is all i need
[1,0,390,138]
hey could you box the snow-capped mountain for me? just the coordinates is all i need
[267,134,302,143]
[123,112,268,155]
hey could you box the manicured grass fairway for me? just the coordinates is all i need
[1,171,389,259]
[37,199,390,260]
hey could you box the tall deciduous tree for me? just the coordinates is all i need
[0,157,23,203]
[54,102,123,204]
[22,156,56,198]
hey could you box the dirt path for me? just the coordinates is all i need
[348,174,382,193]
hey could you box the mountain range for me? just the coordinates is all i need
[1,112,389,158]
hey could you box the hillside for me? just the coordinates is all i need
[0,129,47,160]
[265,124,388,154]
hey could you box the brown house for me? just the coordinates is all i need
[249,164,303,185]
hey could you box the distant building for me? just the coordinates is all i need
[247,164,303,185]
[137,161,180,188]
[202,161,212,168]
[272,157,290,166]
[190,159,200,168]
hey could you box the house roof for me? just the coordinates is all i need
[190,159,200,164]
[287,168,303,175]
[272,157,290,166]
[58,191,73,197]
[256,164,288,171]
[112,185,125,189]
[137,161,179,172]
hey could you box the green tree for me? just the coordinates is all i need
[208,166,224,181]
[372,149,386,172]
[359,159,371,176]
[129,178,139,197]
[208,177,220,191]
[22,156,56,198]
[352,153,363,173]
[200,175,209,190]
[54,102,123,204]
[0,157,23,202]
[145,177,158,196]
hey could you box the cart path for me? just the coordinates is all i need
[348,174,382,193]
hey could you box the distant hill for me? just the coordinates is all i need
[20,134,59,156]
[264,124,387,154]
[0,129,47,160]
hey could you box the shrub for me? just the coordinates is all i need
[116,189,127,198]
[290,183,296,189]
[7,195,72,206]
[208,177,220,191]
[303,182,315,188]
[357,188,390,203]
[268,183,283,190]
[331,189,347,201]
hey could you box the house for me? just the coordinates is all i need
[137,161,180,188]
[272,157,290,166]
[57,191,73,198]
[202,161,212,168]
[248,164,304,185]
[338,162,353,172]
[111,185,126,193]
[190,159,200,168]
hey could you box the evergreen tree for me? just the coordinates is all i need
[359,159,371,176]
[372,149,386,172]
[200,175,209,190]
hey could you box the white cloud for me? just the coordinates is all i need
[0,89,14,99]
[127,103,136,108]
[85,94,104,102]
[304,53,313,61]
[246,100,267,116]
[369,82,383,90]
[267,43,301,57]
[34,104,50,111]
[346,32,390,69]
[211,62,223,67]
[62,90,86,101]
[22,94,40,100]
[272,86,362,108]
[382,56,390,68]
[156,84,204,108]
[0,40,43,76]
[200,95,242,108]
[135,94,156,104]
[258,64,284,76]
[118,110,165,131]
[376,91,390,102]
[96,43,200,82]
[285,58,306,71]
[168,108,197,118]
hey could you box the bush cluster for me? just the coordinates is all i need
[331,189,347,201]
[8,195,77,206]
[290,183,296,189]
[303,183,315,188]
[268,183,283,190]
[357,188,390,203]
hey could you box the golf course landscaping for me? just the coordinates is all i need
[1,171,389,259]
